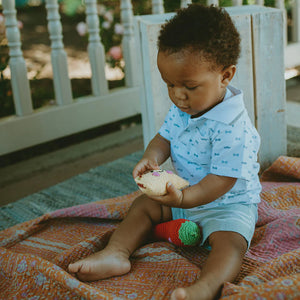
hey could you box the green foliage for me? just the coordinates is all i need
[164,0,181,12]
[62,0,84,16]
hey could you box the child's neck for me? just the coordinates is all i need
[191,89,227,119]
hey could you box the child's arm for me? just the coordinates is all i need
[132,134,170,179]
[149,173,237,208]
[180,174,237,208]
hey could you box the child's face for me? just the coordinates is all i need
[157,50,234,118]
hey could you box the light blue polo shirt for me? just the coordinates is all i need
[158,85,261,210]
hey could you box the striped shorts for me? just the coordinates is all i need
[171,203,258,249]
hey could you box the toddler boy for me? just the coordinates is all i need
[68,5,261,300]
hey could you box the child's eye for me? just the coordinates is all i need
[185,85,198,90]
[167,84,174,88]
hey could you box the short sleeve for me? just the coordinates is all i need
[210,121,260,181]
[158,105,177,141]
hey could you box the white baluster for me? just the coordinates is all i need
[207,0,219,7]
[255,0,264,5]
[152,0,164,14]
[85,0,108,96]
[180,0,192,8]
[291,0,300,42]
[45,0,73,105]
[275,0,287,45]
[2,0,33,116]
[121,0,138,87]
[232,0,243,5]
[275,0,285,10]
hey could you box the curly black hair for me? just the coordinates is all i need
[157,4,241,68]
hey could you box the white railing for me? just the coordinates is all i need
[1,0,299,156]
[1,0,142,156]
[286,0,300,70]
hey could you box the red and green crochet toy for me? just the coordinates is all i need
[153,219,201,247]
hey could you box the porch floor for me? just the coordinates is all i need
[0,79,299,207]
[0,125,144,207]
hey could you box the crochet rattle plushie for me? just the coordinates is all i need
[134,169,189,196]
[153,218,201,247]
[134,170,199,246]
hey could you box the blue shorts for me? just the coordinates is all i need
[171,203,258,249]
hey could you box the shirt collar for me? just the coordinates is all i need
[189,85,245,125]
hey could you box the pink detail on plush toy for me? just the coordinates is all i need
[166,170,173,174]
[152,172,160,176]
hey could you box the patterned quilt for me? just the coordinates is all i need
[0,156,299,299]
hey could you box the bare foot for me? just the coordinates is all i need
[68,247,131,281]
[170,281,215,300]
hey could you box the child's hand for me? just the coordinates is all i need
[132,157,159,179]
[149,182,184,208]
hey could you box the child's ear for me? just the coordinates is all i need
[221,65,236,86]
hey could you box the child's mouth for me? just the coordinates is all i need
[178,106,189,111]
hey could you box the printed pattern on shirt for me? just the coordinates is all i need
[158,86,261,208]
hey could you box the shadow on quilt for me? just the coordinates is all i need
[0,156,299,299]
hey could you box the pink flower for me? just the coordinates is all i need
[108,46,122,60]
[0,14,4,25]
[102,21,111,29]
[97,4,106,16]
[104,10,114,23]
[17,20,23,30]
[76,22,87,36]
[114,23,124,35]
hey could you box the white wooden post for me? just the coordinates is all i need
[2,0,33,116]
[45,0,73,105]
[275,0,285,10]
[227,8,255,123]
[255,0,264,5]
[291,0,300,42]
[252,7,286,169]
[232,0,243,6]
[152,0,164,14]
[274,0,287,45]
[121,0,138,87]
[181,0,192,8]
[207,0,219,7]
[85,0,108,96]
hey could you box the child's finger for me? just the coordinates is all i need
[148,161,159,171]
[132,166,142,179]
[166,182,184,206]
[166,182,177,193]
